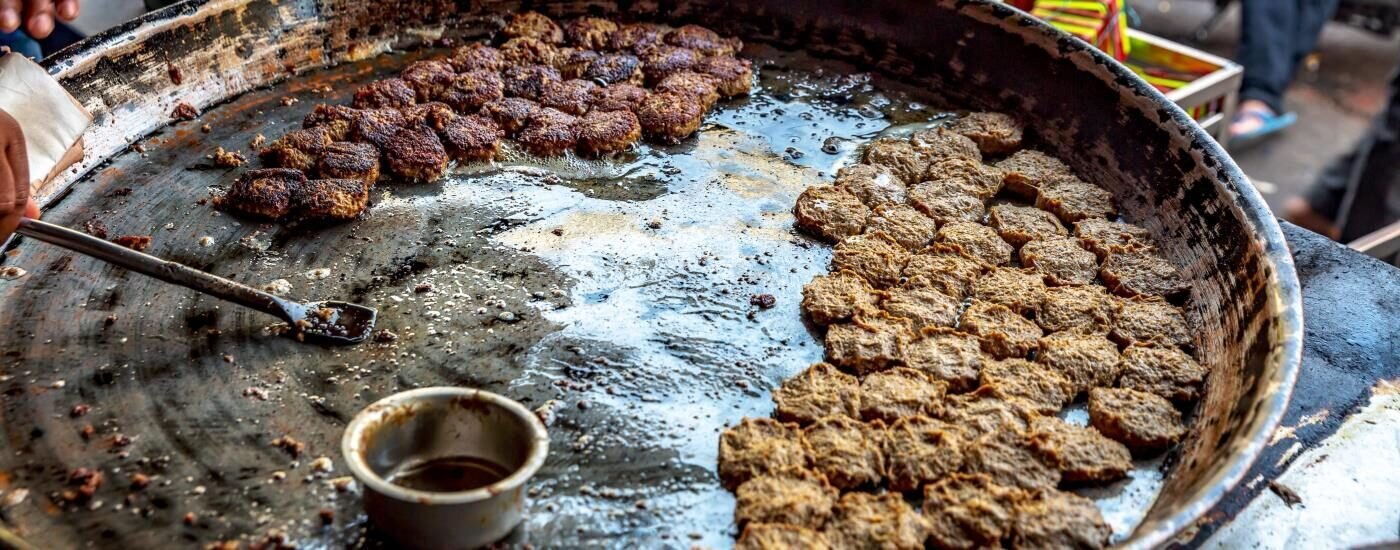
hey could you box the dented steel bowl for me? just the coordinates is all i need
[342,387,549,550]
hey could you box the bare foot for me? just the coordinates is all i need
[1283,196,1341,240]
[1230,99,1275,138]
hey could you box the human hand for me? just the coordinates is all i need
[0,1,80,40]
[0,109,39,240]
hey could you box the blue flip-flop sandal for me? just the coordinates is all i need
[1231,109,1298,147]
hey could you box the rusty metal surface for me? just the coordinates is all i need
[0,1,1304,548]
[1184,223,1400,546]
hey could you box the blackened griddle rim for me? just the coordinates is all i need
[24,0,1304,547]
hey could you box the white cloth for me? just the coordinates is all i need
[0,53,90,190]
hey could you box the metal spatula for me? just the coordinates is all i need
[14,218,377,345]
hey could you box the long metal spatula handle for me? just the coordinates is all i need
[16,218,286,318]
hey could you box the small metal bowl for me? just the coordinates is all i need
[341,387,549,550]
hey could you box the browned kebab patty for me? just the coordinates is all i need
[1038,284,1118,334]
[923,473,1025,550]
[348,108,407,148]
[936,221,1014,266]
[864,204,938,250]
[772,362,860,425]
[859,367,948,421]
[606,22,666,53]
[1028,416,1132,484]
[502,64,562,100]
[440,69,504,113]
[654,71,722,111]
[399,60,457,102]
[260,127,333,173]
[1100,246,1189,298]
[352,78,417,109]
[581,52,645,85]
[941,385,1036,440]
[292,178,370,223]
[902,327,987,393]
[960,299,1042,359]
[836,163,907,208]
[974,267,1048,317]
[537,78,599,115]
[923,156,1002,199]
[979,358,1074,416]
[901,247,986,300]
[446,43,504,72]
[1075,217,1154,259]
[516,107,580,157]
[666,24,743,56]
[1037,175,1117,223]
[962,427,1062,491]
[881,286,959,330]
[989,204,1066,247]
[400,102,456,132]
[832,232,910,289]
[733,466,836,530]
[382,125,449,181]
[1036,331,1121,395]
[792,185,869,243]
[995,149,1075,199]
[909,179,987,226]
[801,415,885,489]
[825,492,928,550]
[502,11,564,43]
[302,103,358,141]
[863,138,929,185]
[949,111,1023,155]
[499,36,560,67]
[481,97,540,136]
[639,45,703,85]
[635,90,705,143]
[824,310,913,375]
[1011,489,1113,549]
[1116,344,1208,402]
[693,55,754,97]
[1020,236,1100,286]
[735,523,831,550]
[717,418,808,491]
[800,270,882,326]
[1088,387,1187,455]
[314,142,380,185]
[563,16,618,50]
[590,83,649,112]
[216,168,305,220]
[440,114,505,162]
[575,109,642,156]
[910,126,982,164]
[1111,296,1192,348]
[883,414,965,491]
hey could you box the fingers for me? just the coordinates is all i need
[55,0,74,21]
[0,109,26,216]
[0,211,20,242]
[22,0,54,39]
[0,0,20,34]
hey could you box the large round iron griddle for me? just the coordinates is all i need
[0,1,1302,548]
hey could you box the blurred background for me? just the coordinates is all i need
[1130,0,1398,214]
